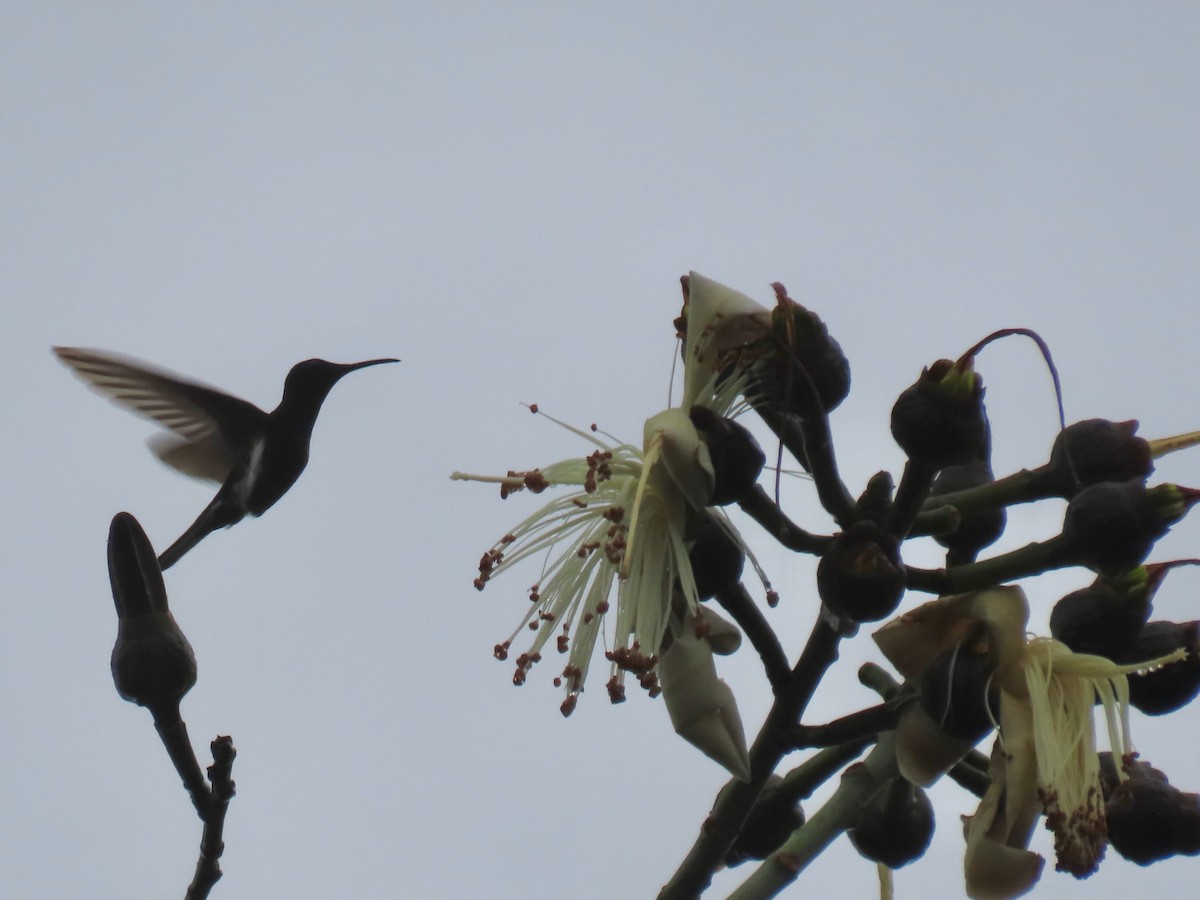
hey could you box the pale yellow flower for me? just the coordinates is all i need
[874,586,1185,899]
[453,273,773,741]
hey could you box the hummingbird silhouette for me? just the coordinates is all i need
[54,347,399,569]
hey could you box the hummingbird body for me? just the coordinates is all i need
[54,348,399,569]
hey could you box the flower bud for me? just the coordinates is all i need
[817,521,906,622]
[1105,757,1200,865]
[687,513,745,601]
[1123,620,1200,715]
[108,512,197,712]
[848,776,935,869]
[1042,419,1153,496]
[1063,481,1195,576]
[929,459,1006,559]
[765,282,851,413]
[917,644,999,744]
[722,774,806,867]
[890,359,988,468]
[688,405,765,506]
[1049,568,1155,658]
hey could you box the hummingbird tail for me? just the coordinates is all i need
[157,498,238,570]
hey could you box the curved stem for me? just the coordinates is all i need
[715,583,792,695]
[887,460,936,539]
[751,358,857,528]
[738,485,834,554]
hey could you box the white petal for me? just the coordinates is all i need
[683,272,771,408]
[644,408,714,510]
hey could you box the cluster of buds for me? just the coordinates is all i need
[458,274,1200,899]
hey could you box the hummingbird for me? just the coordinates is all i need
[54,347,399,569]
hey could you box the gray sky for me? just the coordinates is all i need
[4,3,1199,898]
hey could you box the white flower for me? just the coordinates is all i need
[451,273,775,723]
[874,586,1186,899]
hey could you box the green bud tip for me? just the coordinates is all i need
[1147,429,1200,460]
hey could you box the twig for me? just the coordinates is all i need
[714,583,792,695]
[785,702,902,750]
[738,486,834,554]
[187,736,237,899]
[750,357,857,527]
[886,460,936,539]
[775,741,873,804]
[904,534,1078,594]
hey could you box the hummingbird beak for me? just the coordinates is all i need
[333,358,401,379]
[342,358,400,371]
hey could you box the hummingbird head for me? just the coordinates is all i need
[280,357,400,412]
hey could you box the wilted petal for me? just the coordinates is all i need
[874,587,1030,691]
[964,732,1044,900]
[693,605,742,656]
[645,407,714,511]
[659,627,751,781]
[683,272,772,409]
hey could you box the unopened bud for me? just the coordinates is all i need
[1043,419,1153,496]
[763,282,851,414]
[817,521,906,622]
[1123,620,1200,715]
[688,405,765,506]
[917,644,999,744]
[1062,480,1195,576]
[722,774,806,867]
[890,359,988,468]
[687,513,745,601]
[929,459,1006,558]
[108,513,196,712]
[1049,568,1155,658]
[848,775,935,869]
[1106,757,1200,865]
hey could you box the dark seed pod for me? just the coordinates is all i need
[1106,758,1200,865]
[890,359,988,469]
[1122,620,1200,715]
[687,513,746,601]
[1049,569,1154,659]
[817,521,906,622]
[1061,481,1184,576]
[848,777,935,869]
[917,644,999,744]
[1041,419,1154,497]
[929,459,1007,560]
[722,774,806,867]
[688,406,765,506]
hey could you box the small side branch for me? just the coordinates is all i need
[905,534,1078,594]
[187,736,237,899]
[151,708,237,900]
[714,583,792,695]
[784,701,903,750]
[738,486,834,554]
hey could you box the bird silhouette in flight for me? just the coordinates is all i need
[54,347,399,569]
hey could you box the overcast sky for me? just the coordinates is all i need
[4,4,1199,898]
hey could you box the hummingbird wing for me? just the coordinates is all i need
[53,347,269,484]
